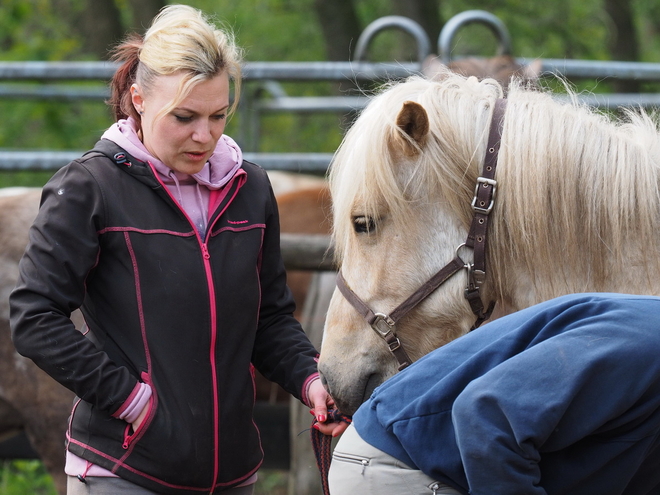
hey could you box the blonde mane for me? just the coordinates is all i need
[329,73,660,306]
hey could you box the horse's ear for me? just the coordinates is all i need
[395,101,429,155]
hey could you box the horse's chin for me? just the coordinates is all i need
[319,368,390,417]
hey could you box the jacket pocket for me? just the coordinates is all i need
[122,372,157,450]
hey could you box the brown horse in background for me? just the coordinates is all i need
[423,53,542,91]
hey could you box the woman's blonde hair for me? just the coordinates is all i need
[109,4,242,122]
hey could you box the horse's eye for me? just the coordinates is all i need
[353,215,376,234]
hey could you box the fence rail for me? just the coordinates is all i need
[3,58,660,82]
[0,150,333,173]
[3,58,660,171]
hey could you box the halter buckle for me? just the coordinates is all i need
[471,177,497,214]
[466,263,486,291]
[371,312,396,339]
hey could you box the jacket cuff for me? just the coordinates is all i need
[111,382,153,423]
[301,372,320,408]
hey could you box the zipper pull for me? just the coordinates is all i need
[201,244,210,260]
[122,424,132,449]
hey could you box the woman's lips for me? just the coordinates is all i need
[185,151,208,161]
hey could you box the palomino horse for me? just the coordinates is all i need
[0,172,330,494]
[318,72,660,415]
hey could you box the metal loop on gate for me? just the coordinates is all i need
[438,10,512,64]
[354,16,431,63]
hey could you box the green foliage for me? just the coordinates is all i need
[0,0,112,169]
[0,0,83,61]
[0,460,57,495]
[1,0,660,174]
[254,469,288,494]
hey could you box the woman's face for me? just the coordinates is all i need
[131,71,230,174]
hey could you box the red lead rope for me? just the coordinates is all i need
[311,410,353,495]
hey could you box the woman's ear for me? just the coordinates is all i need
[130,84,145,114]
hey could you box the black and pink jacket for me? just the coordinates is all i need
[10,139,319,494]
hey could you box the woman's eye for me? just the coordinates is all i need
[353,216,376,234]
[212,114,226,121]
[174,115,193,123]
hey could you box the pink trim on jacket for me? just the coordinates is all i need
[101,118,242,237]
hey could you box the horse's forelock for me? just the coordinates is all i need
[330,75,505,261]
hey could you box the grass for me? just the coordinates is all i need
[0,460,57,495]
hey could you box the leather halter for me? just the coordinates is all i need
[336,98,507,371]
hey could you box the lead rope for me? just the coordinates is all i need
[311,410,352,495]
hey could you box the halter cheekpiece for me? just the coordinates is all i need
[336,98,508,371]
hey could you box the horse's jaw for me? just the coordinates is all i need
[318,293,399,415]
[318,361,394,417]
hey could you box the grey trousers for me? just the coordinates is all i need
[67,476,255,495]
[328,424,461,495]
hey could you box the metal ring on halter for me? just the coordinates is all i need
[455,242,473,268]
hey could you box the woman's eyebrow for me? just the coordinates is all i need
[173,104,230,115]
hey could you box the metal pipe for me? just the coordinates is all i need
[0,61,422,82]
[3,59,660,83]
[439,10,512,63]
[0,151,333,172]
[0,85,109,100]
[354,16,431,63]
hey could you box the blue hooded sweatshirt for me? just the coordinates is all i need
[353,293,660,494]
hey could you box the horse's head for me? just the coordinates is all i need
[319,75,504,415]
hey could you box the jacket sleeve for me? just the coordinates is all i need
[9,160,139,415]
[250,178,319,403]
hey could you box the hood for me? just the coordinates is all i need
[101,117,243,190]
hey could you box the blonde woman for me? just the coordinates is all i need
[10,5,345,494]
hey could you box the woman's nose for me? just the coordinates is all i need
[192,121,212,143]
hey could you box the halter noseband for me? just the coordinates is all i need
[336,98,507,371]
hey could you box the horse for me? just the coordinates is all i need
[317,72,660,416]
[423,53,542,92]
[0,172,331,494]
[0,187,73,495]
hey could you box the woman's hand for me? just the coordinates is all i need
[308,379,350,437]
[131,401,150,433]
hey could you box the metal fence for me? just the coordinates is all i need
[2,11,660,173]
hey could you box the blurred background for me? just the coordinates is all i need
[2,0,659,187]
[1,0,659,493]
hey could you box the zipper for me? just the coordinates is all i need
[332,452,370,474]
[122,424,135,450]
[428,482,443,494]
[145,162,245,490]
[122,400,153,450]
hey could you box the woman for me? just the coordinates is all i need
[10,5,344,494]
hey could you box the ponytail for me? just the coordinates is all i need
[108,34,143,122]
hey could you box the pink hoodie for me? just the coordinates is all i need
[101,117,243,238]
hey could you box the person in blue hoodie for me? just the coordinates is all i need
[328,293,660,495]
